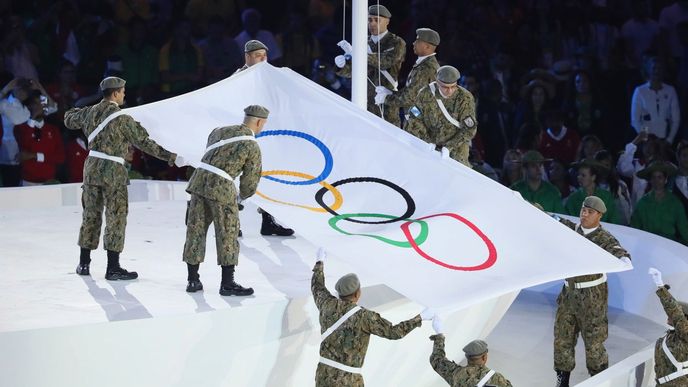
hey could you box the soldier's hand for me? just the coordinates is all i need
[334,55,347,69]
[441,147,450,159]
[173,154,185,167]
[648,267,664,287]
[337,40,353,55]
[313,260,323,271]
[432,315,444,334]
[420,307,436,321]
[317,247,327,261]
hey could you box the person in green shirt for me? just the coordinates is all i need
[565,159,622,224]
[631,161,688,244]
[510,150,565,213]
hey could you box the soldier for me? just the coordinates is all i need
[65,76,177,280]
[312,249,431,386]
[648,267,688,386]
[375,28,440,128]
[550,196,632,386]
[183,105,267,296]
[233,39,294,237]
[428,332,513,387]
[404,65,477,167]
[334,5,406,126]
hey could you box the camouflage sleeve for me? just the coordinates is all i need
[558,218,577,230]
[367,38,405,71]
[238,143,262,200]
[360,310,421,339]
[63,107,89,131]
[311,263,335,309]
[657,287,688,339]
[336,62,352,79]
[444,93,477,150]
[598,232,630,259]
[429,334,460,385]
[121,116,176,163]
[404,115,429,141]
[490,372,514,387]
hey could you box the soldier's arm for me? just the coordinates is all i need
[443,93,477,149]
[336,62,352,79]
[428,334,460,385]
[598,233,630,260]
[238,143,262,200]
[360,310,421,339]
[490,373,514,387]
[404,115,429,141]
[63,107,89,131]
[367,37,405,70]
[558,218,577,230]
[311,261,335,309]
[657,286,688,338]
[122,116,176,163]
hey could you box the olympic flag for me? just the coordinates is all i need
[122,62,631,311]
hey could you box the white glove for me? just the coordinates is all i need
[427,143,436,152]
[441,147,450,159]
[334,55,346,68]
[174,155,186,167]
[317,247,327,261]
[420,307,435,321]
[374,92,386,105]
[375,86,391,94]
[432,315,443,334]
[337,40,353,55]
[620,257,632,267]
[648,267,664,287]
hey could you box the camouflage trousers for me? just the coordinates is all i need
[368,100,401,128]
[315,363,364,387]
[554,283,609,375]
[78,183,128,253]
[447,144,471,168]
[183,195,239,266]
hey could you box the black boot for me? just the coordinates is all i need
[105,250,138,280]
[260,211,294,236]
[186,263,203,292]
[555,370,570,387]
[219,265,254,296]
[76,248,91,275]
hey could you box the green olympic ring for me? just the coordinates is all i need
[328,213,429,248]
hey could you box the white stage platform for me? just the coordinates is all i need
[0,181,674,386]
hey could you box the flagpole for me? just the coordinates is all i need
[351,0,367,110]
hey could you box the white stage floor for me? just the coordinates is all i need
[0,190,667,386]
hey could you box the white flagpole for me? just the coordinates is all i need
[351,0,368,110]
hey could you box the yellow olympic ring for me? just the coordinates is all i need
[257,170,343,213]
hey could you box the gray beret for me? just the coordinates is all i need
[368,5,392,18]
[100,76,126,91]
[583,196,607,214]
[463,339,488,357]
[245,40,268,53]
[244,105,270,119]
[335,273,360,297]
[416,28,440,46]
[437,65,460,84]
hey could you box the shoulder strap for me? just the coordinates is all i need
[88,110,127,143]
[663,335,688,369]
[428,82,461,128]
[205,135,256,154]
[476,369,496,387]
[321,306,362,342]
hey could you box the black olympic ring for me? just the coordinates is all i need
[314,177,416,224]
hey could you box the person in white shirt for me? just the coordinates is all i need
[616,130,661,204]
[630,57,681,142]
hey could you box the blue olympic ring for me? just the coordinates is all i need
[256,130,334,186]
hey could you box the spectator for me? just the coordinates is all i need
[595,150,633,225]
[197,16,243,85]
[620,0,659,69]
[500,149,523,187]
[514,122,542,154]
[630,57,680,143]
[159,19,204,96]
[14,91,64,185]
[64,131,87,183]
[2,15,39,80]
[539,109,581,165]
[45,60,85,120]
[576,134,604,162]
[116,17,160,105]
[510,150,565,213]
[617,131,662,204]
[548,159,575,199]
[562,71,605,137]
[565,160,622,224]
[631,160,688,244]
[278,12,320,77]
[0,78,32,186]
[234,9,282,64]
[674,141,688,217]
[478,78,512,167]
[513,79,553,133]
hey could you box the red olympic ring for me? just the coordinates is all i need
[400,213,497,271]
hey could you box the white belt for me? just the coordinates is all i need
[198,162,233,181]
[657,335,688,384]
[564,273,607,289]
[318,357,362,374]
[429,82,461,128]
[89,150,125,165]
[204,135,256,153]
[380,70,398,91]
[476,369,496,387]
[88,110,127,143]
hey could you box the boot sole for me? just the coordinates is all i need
[186,286,204,293]
[105,274,139,281]
[219,290,254,296]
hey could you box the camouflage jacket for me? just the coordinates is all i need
[654,287,688,386]
[404,82,477,166]
[559,219,630,284]
[311,264,421,368]
[233,64,249,75]
[429,335,513,387]
[337,31,406,101]
[387,54,439,110]
[186,124,261,204]
[64,100,176,187]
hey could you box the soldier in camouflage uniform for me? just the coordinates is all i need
[376,28,440,128]
[233,39,294,237]
[551,196,632,386]
[64,76,177,280]
[312,252,428,386]
[334,5,406,126]
[648,268,688,386]
[183,105,266,296]
[404,65,477,167]
[429,336,513,387]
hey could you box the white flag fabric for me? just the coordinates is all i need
[122,62,630,310]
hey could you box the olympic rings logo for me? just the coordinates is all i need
[255,130,497,271]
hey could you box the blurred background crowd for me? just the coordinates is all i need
[2,0,688,244]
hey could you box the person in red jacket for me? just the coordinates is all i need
[539,109,581,165]
[15,91,65,185]
[64,132,87,182]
